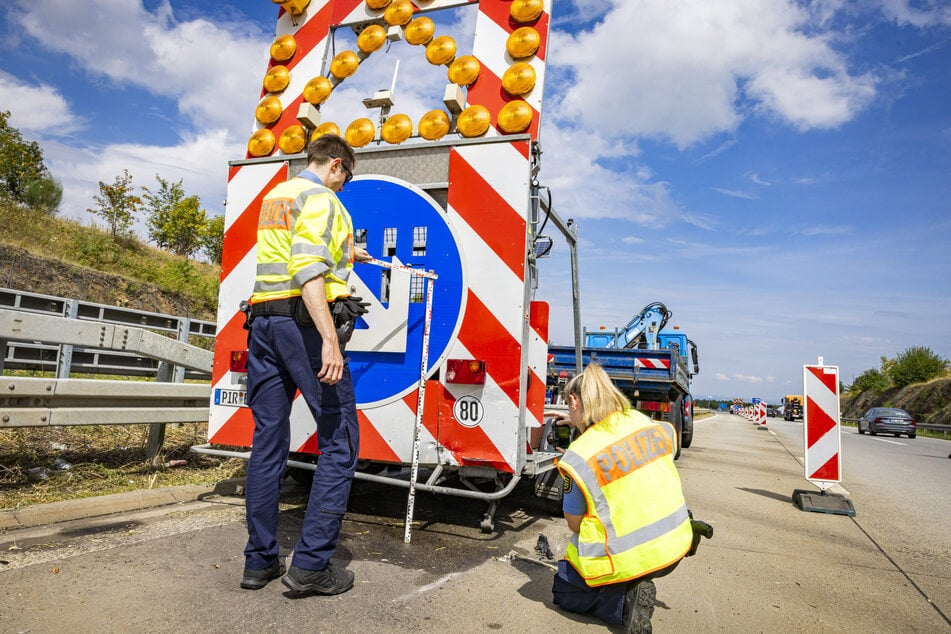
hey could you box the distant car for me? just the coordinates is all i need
[766,405,777,417]
[858,407,916,438]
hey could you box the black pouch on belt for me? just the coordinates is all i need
[331,296,370,348]
[292,297,314,327]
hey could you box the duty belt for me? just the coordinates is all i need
[248,297,299,318]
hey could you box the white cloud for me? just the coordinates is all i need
[713,188,758,200]
[44,129,242,225]
[549,0,879,148]
[8,0,267,136]
[801,224,853,236]
[0,71,83,135]
[877,0,951,28]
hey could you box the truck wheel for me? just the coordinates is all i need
[680,400,694,449]
[669,396,684,460]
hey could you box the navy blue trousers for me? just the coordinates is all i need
[243,315,359,572]
[552,559,680,625]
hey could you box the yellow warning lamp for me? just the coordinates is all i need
[404,17,434,46]
[270,34,297,62]
[357,24,387,54]
[510,0,543,23]
[381,114,413,144]
[426,35,457,66]
[447,55,480,86]
[502,62,536,96]
[330,50,359,79]
[311,121,341,141]
[272,0,311,16]
[498,100,533,133]
[303,76,333,105]
[279,125,307,154]
[383,0,414,26]
[418,109,450,141]
[506,27,540,59]
[263,65,290,93]
[346,118,376,147]
[248,129,276,157]
[365,0,391,9]
[255,96,283,125]
[456,105,490,138]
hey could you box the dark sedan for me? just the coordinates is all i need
[858,407,916,438]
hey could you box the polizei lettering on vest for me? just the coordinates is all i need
[259,198,293,231]
[589,426,671,486]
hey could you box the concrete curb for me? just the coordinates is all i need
[0,484,216,531]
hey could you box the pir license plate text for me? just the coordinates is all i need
[215,389,247,407]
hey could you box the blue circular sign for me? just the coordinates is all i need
[339,176,465,407]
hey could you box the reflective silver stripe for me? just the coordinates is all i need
[658,421,677,453]
[291,242,333,260]
[256,263,288,275]
[291,263,329,287]
[576,504,689,559]
[253,279,293,293]
[330,263,352,282]
[569,532,580,551]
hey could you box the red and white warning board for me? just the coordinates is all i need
[802,362,841,488]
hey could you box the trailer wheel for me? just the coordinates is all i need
[669,396,684,460]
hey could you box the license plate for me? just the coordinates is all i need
[215,389,247,407]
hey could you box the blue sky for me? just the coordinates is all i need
[1,0,949,402]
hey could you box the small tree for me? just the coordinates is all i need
[201,214,224,264]
[0,110,47,203]
[88,169,141,238]
[22,174,63,214]
[889,346,948,388]
[852,368,890,394]
[143,175,208,257]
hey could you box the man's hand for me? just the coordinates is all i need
[318,335,344,384]
[354,246,372,263]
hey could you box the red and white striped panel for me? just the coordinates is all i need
[635,357,671,370]
[756,402,766,427]
[210,1,552,473]
[803,364,841,484]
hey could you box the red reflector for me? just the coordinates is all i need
[446,358,486,384]
[230,350,249,373]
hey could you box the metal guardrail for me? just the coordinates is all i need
[0,289,216,444]
[0,287,215,380]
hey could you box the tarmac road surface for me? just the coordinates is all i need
[1,413,949,632]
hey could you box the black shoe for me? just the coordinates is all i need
[281,562,354,596]
[622,579,656,633]
[240,559,286,590]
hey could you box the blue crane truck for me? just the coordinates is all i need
[547,302,699,459]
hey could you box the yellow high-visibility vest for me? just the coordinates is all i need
[557,409,693,586]
[251,174,355,304]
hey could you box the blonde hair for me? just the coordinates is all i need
[563,363,631,429]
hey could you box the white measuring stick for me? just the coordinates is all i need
[404,274,436,544]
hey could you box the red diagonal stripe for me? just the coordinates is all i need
[458,290,521,407]
[419,382,511,470]
[210,407,255,446]
[330,0,370,25]
[809,453,838,481]
[448,150,526,279]
[808,365,838,394]
[221,166,287,280]
[806,399,837,448]
[260,2,334,99]
[356,409,402,462]
[529,300,549,342]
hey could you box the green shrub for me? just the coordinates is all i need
[852,368,890,394]
[889,346,949,388]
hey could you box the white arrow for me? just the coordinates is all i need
[347,257,411,353]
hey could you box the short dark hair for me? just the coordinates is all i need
[307,134,355,170]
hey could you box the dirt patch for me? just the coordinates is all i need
[842,377,951,425]
[0,244,213,320]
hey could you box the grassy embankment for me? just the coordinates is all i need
[0,201,246,510]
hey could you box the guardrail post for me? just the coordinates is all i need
[146,361,174,465]
[56,299,78,379]
[0,339,6,374]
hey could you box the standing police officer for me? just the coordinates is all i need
[240,134,372,596]
[547,364,695,633]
